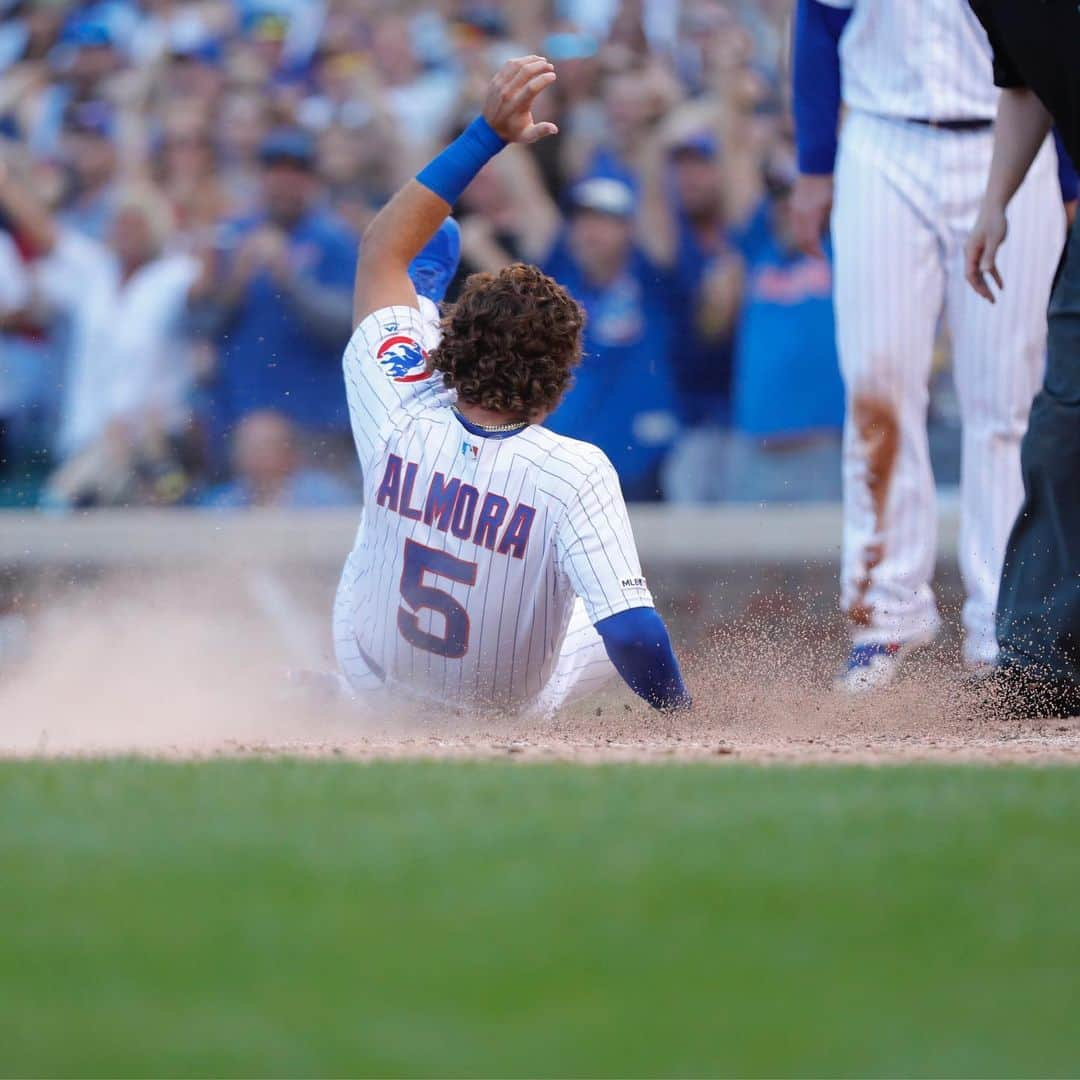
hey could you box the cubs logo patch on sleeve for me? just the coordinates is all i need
[376,334,430,383]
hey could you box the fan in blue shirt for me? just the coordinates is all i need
[193,130,356,439]
[542,178,680,501]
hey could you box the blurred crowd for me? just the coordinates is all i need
[0,0,869,509]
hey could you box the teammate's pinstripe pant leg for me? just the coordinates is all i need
[832,114,944,647]
[944,137,1064,664]
[832,114,1062,659]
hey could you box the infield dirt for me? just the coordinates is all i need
[1,576,1077,764]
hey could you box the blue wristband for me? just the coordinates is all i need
[416,116,507,206]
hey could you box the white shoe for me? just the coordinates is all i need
[834,639,929,695]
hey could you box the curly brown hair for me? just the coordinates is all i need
[430,263,585,419]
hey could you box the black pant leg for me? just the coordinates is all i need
[996,217,1080,689]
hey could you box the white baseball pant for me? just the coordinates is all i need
[832,110,1065,665]
[335,580,617,718]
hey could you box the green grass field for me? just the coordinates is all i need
[2,760,1079,1078]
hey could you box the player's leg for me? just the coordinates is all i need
[995,213,1080,714]
[531,599,619,717]
[832,116,945,681]
[945,135,1064,667]
[332,546,385,696]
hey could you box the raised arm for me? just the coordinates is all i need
[353,56,559,327]
[0,157,58,257]
[965,88,1053,303]
[495,144,562,265]
[634,124,679,269]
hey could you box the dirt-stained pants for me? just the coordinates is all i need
[832,111,1064,663]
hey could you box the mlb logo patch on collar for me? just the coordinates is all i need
[376,334,429,383]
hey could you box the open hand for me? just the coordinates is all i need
[483,56,559,145]
[965,202,1008,303]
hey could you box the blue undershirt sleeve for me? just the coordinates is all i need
[1053,129,1079,204]
[792,0,852,175]
[595,607,691,711]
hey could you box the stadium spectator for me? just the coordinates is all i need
[0,0,807,508]
[57,100,120,239]
[0,161,200,507]
[0,207,34,486]
[153,104,230,243]
[637,111,740,429]
[542,177,680,501]
[665,150,844,502]
[0,0,68,76]
[314,119,401,237]
[200,409,354,509]
[189,126,356,460]
[158,24,228,111]
[447,149,536,298]
[568,60,683,188]
[0,145,71,500]
[214,89,273,216]
[453,149,686,499]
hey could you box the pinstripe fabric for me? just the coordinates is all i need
[817,0,998,121]
[833,110,1064,663]
[333,300,651,713]
[527,599,619,718]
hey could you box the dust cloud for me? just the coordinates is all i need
[1,574,1078,764]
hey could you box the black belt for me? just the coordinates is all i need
[908,117,993,132]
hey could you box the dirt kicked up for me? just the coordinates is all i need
[1,579,1077,764]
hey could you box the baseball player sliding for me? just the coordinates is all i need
[333,57,690,717]
[792,0,1069,691]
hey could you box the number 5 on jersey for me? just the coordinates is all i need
[398,538,478,659]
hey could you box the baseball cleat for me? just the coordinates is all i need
[834,640,922,694]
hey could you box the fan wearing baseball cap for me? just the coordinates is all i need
[535,176,680,500]
[189,125,360,445]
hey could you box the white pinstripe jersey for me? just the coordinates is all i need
[820,0,998,121]
[338,300,654,710]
